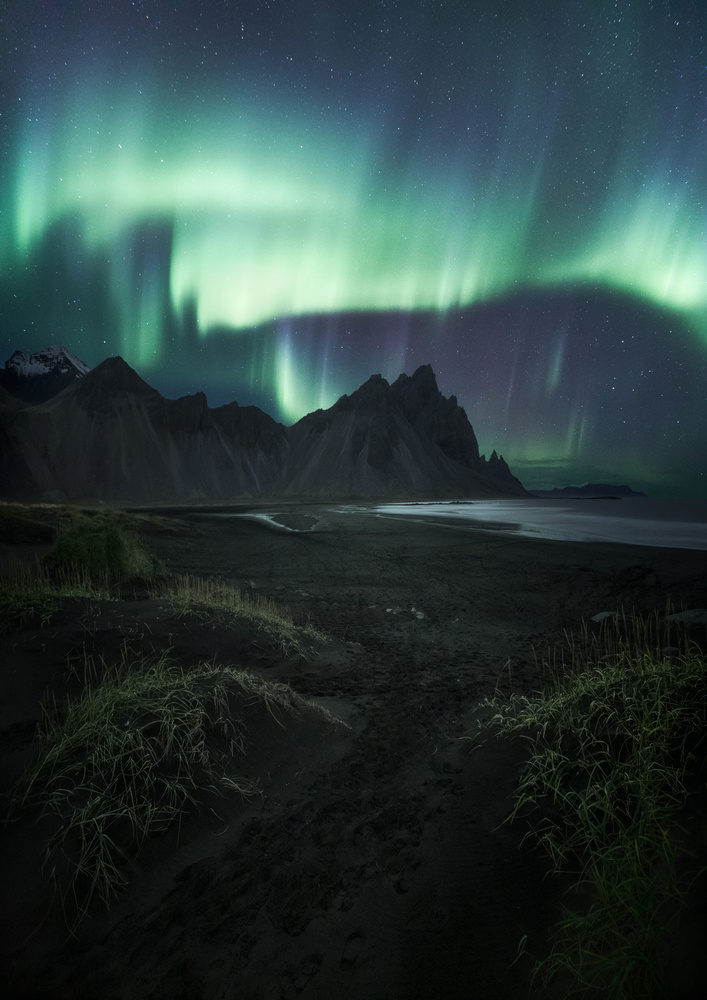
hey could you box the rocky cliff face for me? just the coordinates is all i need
[284,366,525,498]
[391,365,481,469]
[0,352,527,502]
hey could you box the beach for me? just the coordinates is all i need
[1,504,706,999]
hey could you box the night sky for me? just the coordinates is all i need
[1,1,705,497]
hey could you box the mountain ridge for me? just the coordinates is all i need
[0,350,527,502]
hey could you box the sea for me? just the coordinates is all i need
[369,499,707,551]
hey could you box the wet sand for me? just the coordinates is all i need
[1,505,706,999]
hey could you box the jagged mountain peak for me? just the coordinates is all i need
[55,356,163,419]
[392,363,437,389]
[334,372,390,408]
[336,365,440,413]
[82,356,159,394]
[391,364,446,417]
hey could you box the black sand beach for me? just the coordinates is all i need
[1,505,706,999]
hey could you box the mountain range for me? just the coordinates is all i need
[529,484,648,499]
[0,346,527,503]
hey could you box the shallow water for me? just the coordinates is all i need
[370,499,707,550]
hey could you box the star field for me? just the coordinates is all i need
[1,1,705,496]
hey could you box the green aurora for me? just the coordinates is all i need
[9,85,707,349]
[1,1,705,496]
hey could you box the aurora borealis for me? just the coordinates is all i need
[1,2,705,496]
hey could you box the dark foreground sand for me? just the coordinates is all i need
[1,505,706,999]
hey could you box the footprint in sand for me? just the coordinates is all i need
[340,929,367,969]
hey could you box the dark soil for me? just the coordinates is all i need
[1,504,706,999]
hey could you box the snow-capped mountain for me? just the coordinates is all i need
[0,345,91,404]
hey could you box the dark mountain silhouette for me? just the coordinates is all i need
[530,484,648,499]
[0,352,527,502]
[283,366,522,498]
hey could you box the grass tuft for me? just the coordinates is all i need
[480,610,707,999]
[151,573,327,658]
[9,647,338,933]
[0,560,114,634]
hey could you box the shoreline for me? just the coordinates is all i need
[125,497,707,549]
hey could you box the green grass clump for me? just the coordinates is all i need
[0,561,114,634]
[44,511,164,585]
[152,573,327,657]
[481,611,707,999]
[10,648,335,932]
